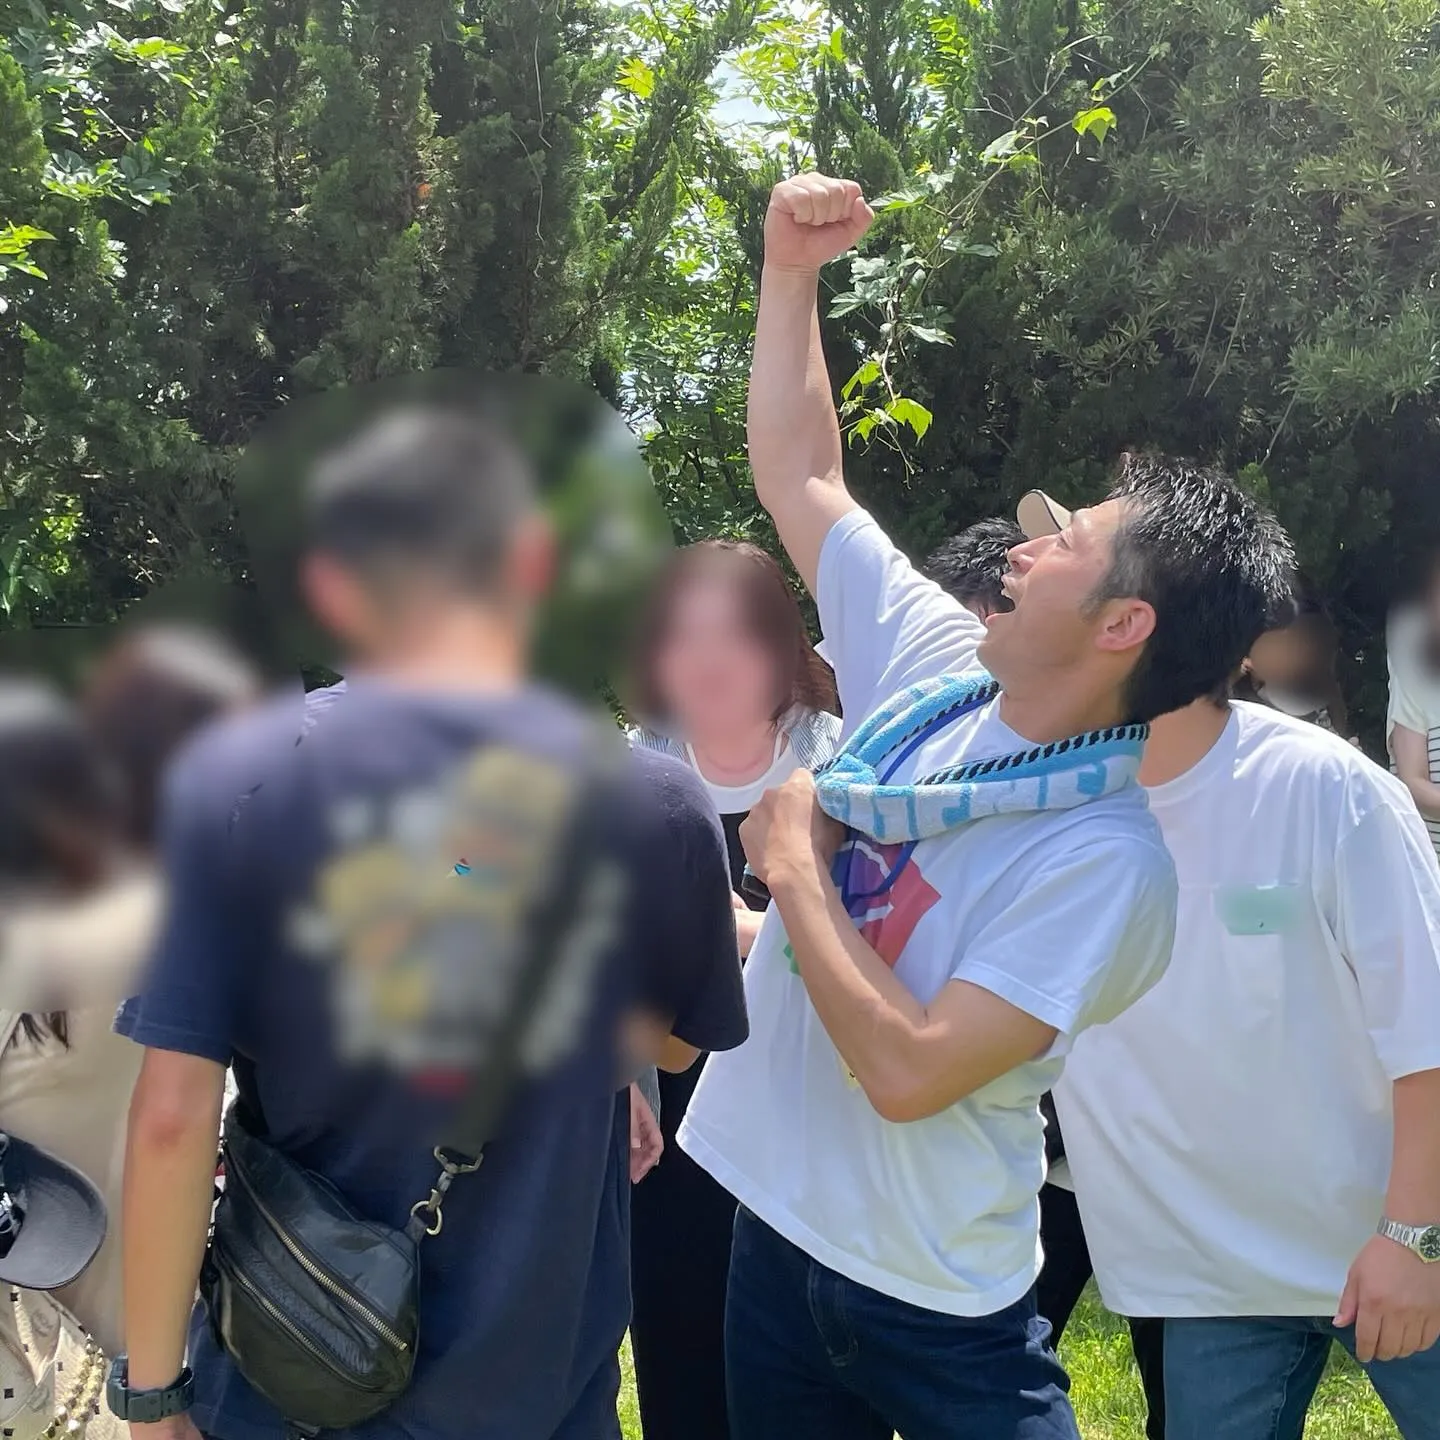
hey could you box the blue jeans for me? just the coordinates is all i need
[725,1206,1079,1440]
[1165,1315,1440,1440]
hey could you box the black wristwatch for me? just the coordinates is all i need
[106,1356,195,1422]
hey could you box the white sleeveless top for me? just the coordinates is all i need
[684,730,809,815]
[628,708,843,815]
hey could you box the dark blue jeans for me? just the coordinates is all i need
[1165,1315,1440,1440]
[725,1206,1080,1440]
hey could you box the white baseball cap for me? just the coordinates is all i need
[1016,490,1072,540]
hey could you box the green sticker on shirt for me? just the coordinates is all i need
[1214,884,1303,937]
[785,941,798,974]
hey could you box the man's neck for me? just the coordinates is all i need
[996,687,1129,748]
[1139,698,1231,786]
[347,614,527,694]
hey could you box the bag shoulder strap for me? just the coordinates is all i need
[406,729,625,1238]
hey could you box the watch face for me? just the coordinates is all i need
[1419,1227,1440,1262]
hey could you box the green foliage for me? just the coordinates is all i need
[1,0,1437,743]
[0,0,744,624]
[651,0,1438,741]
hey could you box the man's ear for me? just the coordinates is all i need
[300,553,353,639]
[506,514,556,603]
[1095,597,1156,658]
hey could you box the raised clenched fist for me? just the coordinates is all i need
[763,174,875,274]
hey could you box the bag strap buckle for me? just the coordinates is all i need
[408,1147,484,1238]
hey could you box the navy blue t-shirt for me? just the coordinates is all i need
[117,679,746,1440]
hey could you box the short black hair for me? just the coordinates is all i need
[1091,453,1295,723]
[924,519,1025,616]
[307,405,536,595]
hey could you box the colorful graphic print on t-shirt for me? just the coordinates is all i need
[785,834,941,975]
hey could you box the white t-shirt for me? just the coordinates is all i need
[1055,702,1440,1318]
[678,509,1177,1317]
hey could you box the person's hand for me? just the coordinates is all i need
[739,770,846,892]
[763,175,875,275]
[629,1082,663,1183]
[732,899,764,959]
[130,1416,204,1440]
[1335,1233,1440,1362]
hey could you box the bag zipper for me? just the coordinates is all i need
[223,1145,410,1353]
[213,1250,390,1392]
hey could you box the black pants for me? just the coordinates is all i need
[629,1062,734,1440]
[1037,1182,1166,1440]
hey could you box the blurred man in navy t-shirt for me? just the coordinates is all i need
[115,404,747,1440]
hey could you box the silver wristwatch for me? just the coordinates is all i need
[1377,1218,1440,1262]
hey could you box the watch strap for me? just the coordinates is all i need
[1377,1217,1440,1261]
[106,1357,195,1421]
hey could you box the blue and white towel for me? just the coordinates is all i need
[813,673,1147,844]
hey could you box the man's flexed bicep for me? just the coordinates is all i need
[748,176,873,594]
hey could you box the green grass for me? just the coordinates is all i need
[618,1285,1401,1439]
[1060,1287,1400,1440]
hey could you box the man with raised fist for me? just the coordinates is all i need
[677,174,1293,1438]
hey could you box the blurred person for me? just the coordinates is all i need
[625,539,841,1440]
[111,401,747,1440]
[0,679,142,1364]
[1388,551,1440,861]
[0,631,261,1360]
[82,625,262,848]
[82,626,263,1137]
[628,541,841,953]
[1233,576,1351,739]
[1055,635,1440,1440]
[676,174,1291,1440]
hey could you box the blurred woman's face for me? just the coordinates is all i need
[1248,625,1315,691]
[653,574,782,739]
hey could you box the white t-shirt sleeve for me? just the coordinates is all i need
[953,836,1177,1050]
[1334,792,1440,1079]
[815,509,987,725]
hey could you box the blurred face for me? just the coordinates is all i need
[1247,625,1315,691]
[652,572,781,740]
[978,499,1155,695]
